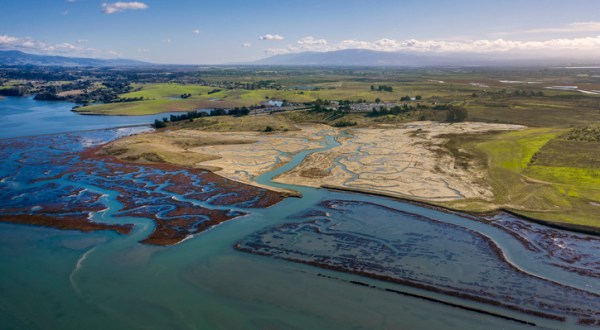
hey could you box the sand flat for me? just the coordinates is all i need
[104,122,523,202]
[188,125,333,184]
[274,122,524,201]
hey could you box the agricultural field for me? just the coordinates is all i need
[71,68,600,126]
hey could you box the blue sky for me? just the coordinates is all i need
[2,0,600,64]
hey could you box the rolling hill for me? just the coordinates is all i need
[0,50,149,67]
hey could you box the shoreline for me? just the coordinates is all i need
[0,123,154,141]
[321,184,600,237]
[72,108,188,116]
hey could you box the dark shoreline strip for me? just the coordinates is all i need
[314,273,537,327]
[321,184,600,237]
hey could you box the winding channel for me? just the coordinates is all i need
[255,131,600,294]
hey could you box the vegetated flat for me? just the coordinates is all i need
[444,127,600,226]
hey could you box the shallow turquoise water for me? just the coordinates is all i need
[0,98,598,329]
[0,96,185,139]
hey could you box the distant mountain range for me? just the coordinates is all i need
[252,49,600,67]
[0,50,149,67]
[2,48,599,68]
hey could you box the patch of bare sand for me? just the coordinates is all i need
[274,121,524,201]
[102,125,335,195]
[104,122,523,202]
[188,125,335,183]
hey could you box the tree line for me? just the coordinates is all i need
[152,106,251,128]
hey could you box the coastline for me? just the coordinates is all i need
[321,184,600,237]
[72,108,188,116]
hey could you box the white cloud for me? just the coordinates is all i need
[62,10,69,15]
[259,34,284,41]
[297,36,326,45]
[102,2,148,14]
[162,39,171,43]
[137,48,149,53]
[242,42,252,48]
[192,29,200,35]
[77,39,88,43]
[0,34,119,58]
[525,22,600,34]
[264,35,600,56]
[0,35,18,44]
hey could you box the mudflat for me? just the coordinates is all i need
[103,121,522,202]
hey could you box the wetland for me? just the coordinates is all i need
[1,66,600,329]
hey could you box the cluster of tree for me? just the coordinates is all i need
[432,103,453,110]
[152,106,252,128]
[512,90,544,97]
[367,103,429,117]
[0,87,27,96]
[309,98,365,106]
[0,66,77,81]
[371,85,393,92]
[112,97,144,103]
[180,93,192,99]
[485,89,545,99]
[310,99,337,112]
[311,104,333,113]
[102,80,132,92]
[33,92,66,101]
[207,89,221,95]
[445,107,468,122]
[153,119,167,128]
[227,107,251,116]
[156,111,207,125]
[31,78,135,104]
[368,105,408,117]
[187,79,285,91]
[400,95,422,101]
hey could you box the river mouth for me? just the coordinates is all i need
[1,98,600,329]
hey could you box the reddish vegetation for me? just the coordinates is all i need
[0,214,133,234]
[142,213,240,245]
[63,143,283,245]
[2,134,285,245]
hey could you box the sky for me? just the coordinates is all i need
[2,0,600,64]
